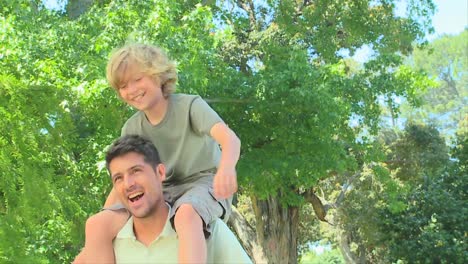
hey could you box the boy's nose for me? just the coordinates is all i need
[126,81,138,93]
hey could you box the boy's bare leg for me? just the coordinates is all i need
[73,209,128,264]
[104,188,119,208]
[174,204,207,264]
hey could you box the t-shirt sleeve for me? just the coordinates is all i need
[120,112,142,137]
[208,220,253,264]
[189,96,223,136]
[121,122,128,136]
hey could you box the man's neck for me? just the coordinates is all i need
[132,202,169,247]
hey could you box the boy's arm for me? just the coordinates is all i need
[210,122,241,199]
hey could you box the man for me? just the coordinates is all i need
[75,135,251,263]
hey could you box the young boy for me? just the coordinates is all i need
[77,44,240,263]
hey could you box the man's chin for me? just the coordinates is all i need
[129,208,151,218]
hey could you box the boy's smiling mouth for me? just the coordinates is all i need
[131,92,145,101]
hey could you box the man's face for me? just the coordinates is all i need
[109,152,166,218]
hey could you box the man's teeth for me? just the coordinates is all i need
[129,192,143,199]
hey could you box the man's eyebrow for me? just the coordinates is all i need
[129,164,144,169]
[111,172,122,180]
[111,164,145,178]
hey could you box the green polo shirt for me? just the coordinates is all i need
[113,207,252,263]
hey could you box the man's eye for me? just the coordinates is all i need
[113,176,122,183]
[133,168,142,174]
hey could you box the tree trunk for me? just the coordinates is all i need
[66,0,112,19]
[339,232,358,264]
[251,194,299,264]
[66,0,94,19]
[228,207,267,263]
[339,231,368,264]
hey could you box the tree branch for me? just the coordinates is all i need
[235,0,257,29]
[304,169,366,223]
[333,163,379,208]
[334,171,360,207]
[204,98,252,104]
[227,206,267,263]
[294,0,313,20]
[304,189,331,224]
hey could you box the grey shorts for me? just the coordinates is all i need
[163,173,232,237]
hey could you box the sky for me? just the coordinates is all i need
[43,0,468,38]
[429,0,467,37]
[351,0,467,62]
[43,0,466,65]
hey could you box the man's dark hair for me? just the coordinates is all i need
[105,135,161,171]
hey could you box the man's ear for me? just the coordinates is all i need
[156,163,166,181]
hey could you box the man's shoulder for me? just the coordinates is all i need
[115,217,135,239]
[209,219,236,241]
[207,219,253,263]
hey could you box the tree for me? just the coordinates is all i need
[403,30,468,137]
[0,0,437,263]
[319,123,467,263]
[383,127,467,263]
[0,1,125,262]
[200,1,435,262]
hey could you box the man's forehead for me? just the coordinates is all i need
[109,152,146,172]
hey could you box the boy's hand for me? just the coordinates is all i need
[213,167,238,200]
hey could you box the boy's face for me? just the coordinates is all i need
[117,63,165,112]
[109,151,166,219]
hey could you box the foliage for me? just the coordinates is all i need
[0,0,440,263]
[386,123,449,182]
[403,30,468,137]
[322,123,467,262]
[383,163,467,263]
[299,248,344,264]
[0,74,83,263]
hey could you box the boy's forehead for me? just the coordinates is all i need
[118,61,144,83]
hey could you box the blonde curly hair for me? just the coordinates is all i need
[106,43,177,98]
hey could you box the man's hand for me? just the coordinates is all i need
[213,167,238,200]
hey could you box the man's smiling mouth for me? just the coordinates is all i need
[128,192,144,202]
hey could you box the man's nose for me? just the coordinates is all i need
[124,175,135,188]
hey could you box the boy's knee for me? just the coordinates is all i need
[85,210,128,239]
[174,204,202,227]
[85,213,108,237]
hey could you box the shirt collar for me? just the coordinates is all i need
[116,203,175,240]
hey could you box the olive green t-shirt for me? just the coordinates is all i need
[121,94,222,185]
